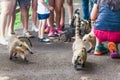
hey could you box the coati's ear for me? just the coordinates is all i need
[19,42,23,47]
[89,35,92,38]
[82,47,87,52]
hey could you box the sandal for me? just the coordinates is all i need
[23,31,34,38]
[11,32,16,35]
[94,44,108,55]
[108,42,120,58]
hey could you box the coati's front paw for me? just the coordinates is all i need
[30,52,34,54]
[9,57,12,60]
[74,63,82,71]
[24,58,29,62]
[87,48,94,53]
[59,33,67,42]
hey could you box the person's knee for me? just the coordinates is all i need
[1,7,11,15]
[67,0,72,5]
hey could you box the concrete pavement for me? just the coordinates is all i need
[0,0,120,80]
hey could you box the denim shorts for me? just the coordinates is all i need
[17,0,30,6]
[37,13,50,20]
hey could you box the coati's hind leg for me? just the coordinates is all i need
[87,48,94,53]
[81,62,85,67]
[24,57,29,62]
[13,52,18,59]
[9,50,14,60]
[9,53,13,60]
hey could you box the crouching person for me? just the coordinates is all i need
[91,0,120,58]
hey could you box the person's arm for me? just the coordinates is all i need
[90,3,99,27]
[40,0,54,11]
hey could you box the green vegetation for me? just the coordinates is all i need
[14,7,32,30]
[14,12,21,30]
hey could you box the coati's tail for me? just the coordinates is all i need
[18,36,32,47]
[74,10,81,40]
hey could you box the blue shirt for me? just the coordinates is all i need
[94,0,120,32]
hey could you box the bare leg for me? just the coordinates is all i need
[32,0,37,27]
[60,5,65,27]
[0,1,16,45]
[0,1,10,39]
[48,0,55,31]
[39,20,47,39]
[67,0,73,25]
[31,0,38,32]
[54,0,63,29]
[19,6,30,33]
[8,0,17,36]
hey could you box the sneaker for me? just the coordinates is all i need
[38,38,50,42]
[94,44,108,55]
[31,26,38,32]
[55,28,63,35]
[108,42,120,58]
[44,26,50,33]
[48,30,55,37]
[0,39,8,45]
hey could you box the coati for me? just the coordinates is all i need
[72,9,87,70]
[80,20,91,37]
[8,35,33,62]
[60,8,91,42]
[82,31,96,53]
[59,27,81,42]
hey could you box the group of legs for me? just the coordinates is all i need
[0,0,35,45]
[0,0,16,45]
[47,0,73,37]
[33,0,73,39]
[0,0,73,44]
[81,0,94,20]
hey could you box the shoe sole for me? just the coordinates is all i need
[108,42,117,52]
[94,52,102,55]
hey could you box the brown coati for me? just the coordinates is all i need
[8,35,33,62]
[82,31,96,53]
[80,20,91,37]
[59,27,81,42]
[72,10,87,70]
[63,8,91,42]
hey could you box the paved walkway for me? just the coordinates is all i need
[0,0,120,80]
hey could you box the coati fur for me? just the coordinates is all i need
[80,20,91,37]
[72,10,87,70]
[59,27,81,42]
[82,31,96,53]
[8,35,33,62]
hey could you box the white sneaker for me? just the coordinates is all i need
[31,26,39,32]
[0,39,8,45]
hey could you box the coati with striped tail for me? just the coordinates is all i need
[72,9,87,70]
[8,35,33,62]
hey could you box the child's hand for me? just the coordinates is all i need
[49,6,54,12]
